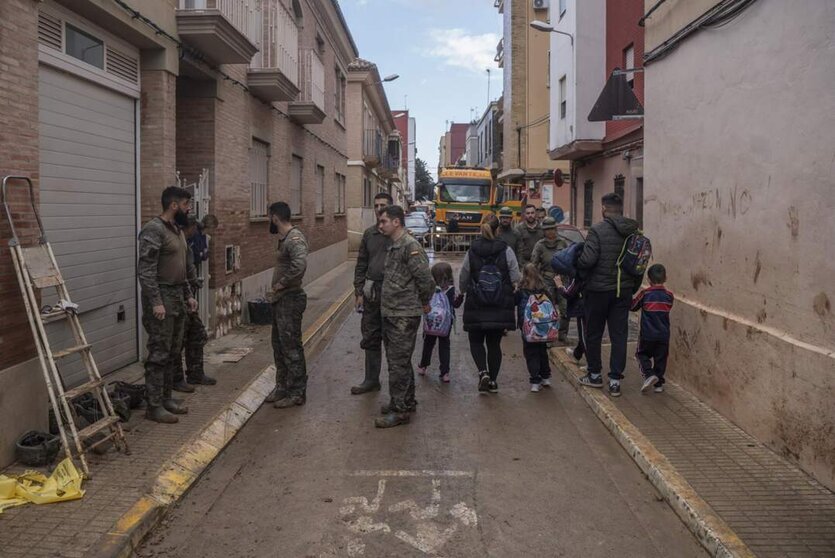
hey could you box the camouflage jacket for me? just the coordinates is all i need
[531,237,569,281]
[353,223,390,295]
[496,225,519,255]
[138,217,197,306]
[270,227,309,302]
[515,223,544,266]
[381,232,435,318]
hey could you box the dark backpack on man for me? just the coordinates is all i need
[472,253,504,307]
[616,231,652,295]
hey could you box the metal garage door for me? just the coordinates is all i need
[38,65,137,387]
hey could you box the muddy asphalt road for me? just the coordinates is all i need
[138,281,705,557]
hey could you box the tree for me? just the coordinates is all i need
[415,158,435,201]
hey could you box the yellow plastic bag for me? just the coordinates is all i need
[0,458,85,513]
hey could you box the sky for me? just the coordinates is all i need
[338,0,503,179]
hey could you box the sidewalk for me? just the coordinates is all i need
[552,342,835,558]
[0,260,355,558]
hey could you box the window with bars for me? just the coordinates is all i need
[335,173,346,214]
[614,174,625,201]
[315,165,325,215]
[583,180,594,228]
[334,67,346,124]
[290,155,303,216]
[249,139,269,218]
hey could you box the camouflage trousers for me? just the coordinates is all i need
[142,286,186,407]
[359,283,383,352]
[271,290,307,398]
[175,311,208,381]
[382,316,421,412]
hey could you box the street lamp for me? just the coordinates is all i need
[374,74,399,85]
[529,20,574,45]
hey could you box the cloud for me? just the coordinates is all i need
[423,28,501,74]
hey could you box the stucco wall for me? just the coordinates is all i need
[643,0,835,489]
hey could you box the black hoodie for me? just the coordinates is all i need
[577,215,641,293]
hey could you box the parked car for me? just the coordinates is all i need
[557,224,585,246]
[405,213,431,246]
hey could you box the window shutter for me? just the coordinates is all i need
[38,12,63,51]
[106,46,139,84]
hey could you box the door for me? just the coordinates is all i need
[39,65,138,386]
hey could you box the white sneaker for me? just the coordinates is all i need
[530,383,542,393]
[654,385,664,393]
[641,375,659,394]
[541,378,552,388]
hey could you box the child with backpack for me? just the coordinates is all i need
[551,241,587,365]
[418,262,459,383]
[516,263,560,392]
[630,264,674,394]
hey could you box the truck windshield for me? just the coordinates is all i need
[438,181,491,204]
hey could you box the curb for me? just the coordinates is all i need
[89,288,354,558]
[549,349,755,558]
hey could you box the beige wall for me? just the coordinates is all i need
[644,0,835,489]
[643,0,718,52]
[575,150,642,228]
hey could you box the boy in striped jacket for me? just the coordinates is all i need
[630,264,674,394]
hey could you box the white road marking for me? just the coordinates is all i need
[350,470,473,478]
[346,538,366,557]
[388,479,441,520]
[344,515,391,535]
[394,523,459,555]
[449,502,478,527]
[339,480,387,515]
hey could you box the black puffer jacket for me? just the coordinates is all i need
[463,238,516,331]
[577,216,641,293]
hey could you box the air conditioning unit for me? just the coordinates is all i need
[532,0,549,10]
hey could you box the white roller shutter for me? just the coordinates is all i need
[38,65,138,386]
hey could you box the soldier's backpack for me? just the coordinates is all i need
[616,231,653,296]
[424,287,453,337]
[522,293,560,343]
[550,242,584,277]
[472,253,504,307]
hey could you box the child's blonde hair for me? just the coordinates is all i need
[431,261,454,289]
[520,263,546,291]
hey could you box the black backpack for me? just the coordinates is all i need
[472,252,504,307]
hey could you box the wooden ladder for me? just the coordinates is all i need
[2,176,129,478]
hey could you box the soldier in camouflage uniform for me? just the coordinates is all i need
[138,186,198,424]
[496,206,519,257]
[265,202,309,409]
[351,193,392,395]
[375,205,435,429]
[172,216,216,390]
[515,204,544,266]
[531,217,570,341]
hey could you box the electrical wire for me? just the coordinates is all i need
[109,0,349,159]
[644,0,760,65]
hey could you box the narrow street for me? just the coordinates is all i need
[137,260,704,558]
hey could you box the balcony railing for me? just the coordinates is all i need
[494,37,504,66]
[363,129,383,166]
[298,49,325,111]
[252,0,298,87]
[179,0,260,46]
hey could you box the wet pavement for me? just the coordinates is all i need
[137,277,706,557]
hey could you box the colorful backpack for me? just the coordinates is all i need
[522,293,560,343]
[423,287,453,337]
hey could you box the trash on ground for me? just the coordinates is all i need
[0,458,85,514]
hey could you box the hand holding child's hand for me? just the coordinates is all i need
[554,276,564,289]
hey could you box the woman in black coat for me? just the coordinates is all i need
[458,215,521,394]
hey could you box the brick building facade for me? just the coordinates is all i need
[0,0,363,466]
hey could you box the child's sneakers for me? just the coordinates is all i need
[530,383,542,393]
[654,385,664,393]
[608,381,621,397]
[541,378,552,388]
[641,374,659,394]
[564,347,581,363]
[417,366,427,376]
[441,373,450,383]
